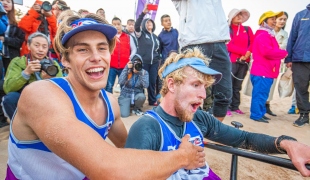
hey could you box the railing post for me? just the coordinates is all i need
[230,121,243,180]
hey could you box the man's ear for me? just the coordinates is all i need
[61,56,70,69]
[167,78,175,93]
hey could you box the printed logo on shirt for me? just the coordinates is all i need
[167,145,177,151]
[189,136,203,146]
[301,18,309,21]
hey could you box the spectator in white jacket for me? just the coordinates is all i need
[171,0,229,122]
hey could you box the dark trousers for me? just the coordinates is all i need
[292,62,310,113]
[2,92,20,120]
[186,42,232,117]
[230,63,249,110]
[105,68,124,93]
[143,61,159,105]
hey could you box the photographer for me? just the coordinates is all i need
[2,32,62,120]
[18,0,57,60]
[118,54,149,117]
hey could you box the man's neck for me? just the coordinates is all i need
[164,27,172,31]
[66,76,101,106]
[160,97,178,117]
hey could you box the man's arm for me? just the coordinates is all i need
[195,110,310,177]
[18,9,40,33]
[129,36,137,60]
[16,80,205,179]
[280,140,310,177]
[285,13,300,64]
[106,93,127,148]
[3,57,29,93]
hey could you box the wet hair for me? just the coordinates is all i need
[27,32,50,46]
[54,13,116,62]
[161,14,170,22]
[158,47,215,97]
[112,17,121,23]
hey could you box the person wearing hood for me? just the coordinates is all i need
[118,54,149,117]
[226,8,254,116]
[250,11,288,123]
[135,4,161,106]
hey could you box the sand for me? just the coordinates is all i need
[0,78,309,179]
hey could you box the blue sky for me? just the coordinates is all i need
[19,0,309,34]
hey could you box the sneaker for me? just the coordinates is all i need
[293,114,309,127]
[132,109,144,116]
[113,84,121,93]
[226,110,232,116]
[288,105,296,114]
[233,109,245,115]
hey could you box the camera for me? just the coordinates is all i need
[40,59,59,76]
[41,1,52,11]
[133,60,142,71]
[0,2,7,15]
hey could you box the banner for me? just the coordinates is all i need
[135,0,160,21]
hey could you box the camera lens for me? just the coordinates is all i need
[40,59,59,76]
[45,66,59,76]
[42,1,52,11]
[134,62,142,71]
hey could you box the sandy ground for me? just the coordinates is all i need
[0,76,309,179]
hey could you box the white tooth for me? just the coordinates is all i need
[87,68,104,73]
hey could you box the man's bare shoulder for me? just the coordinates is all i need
[104,91,120,116]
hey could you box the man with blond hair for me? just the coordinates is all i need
[5,14,205,179]
[125,47,310,179]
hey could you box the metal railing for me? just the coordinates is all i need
[203,121,310,180]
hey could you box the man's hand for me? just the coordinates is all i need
[281,140,310,177]
[0,36,4,42]
[178,134,206,170]
[286,62,292,68]
[239,56,246,61]
[40,71,53,79]
[244,51,251,59]
[24,60,41,76]
[41,9,53,17]
[143,3,149,14]
[127,61,133,69]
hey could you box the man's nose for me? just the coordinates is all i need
[89,51,101,62]
[198,86,206,99]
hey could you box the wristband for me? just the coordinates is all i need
[275,135,297,154]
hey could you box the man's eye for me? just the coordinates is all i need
[77,49,87,52]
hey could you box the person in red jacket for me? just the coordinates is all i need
[226,9,254,116]
[18,0,57,60]
[106,17,137,93]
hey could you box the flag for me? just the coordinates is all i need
[135,0,160,21]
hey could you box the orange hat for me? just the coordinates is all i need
[34,0,43,6]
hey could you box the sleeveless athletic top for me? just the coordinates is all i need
[145,110,221,180]
[6,78,115,180]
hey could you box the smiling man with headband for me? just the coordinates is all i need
[125,47,310,179]
[5,14,206,179]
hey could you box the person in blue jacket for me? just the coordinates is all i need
[285,4,310,127]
